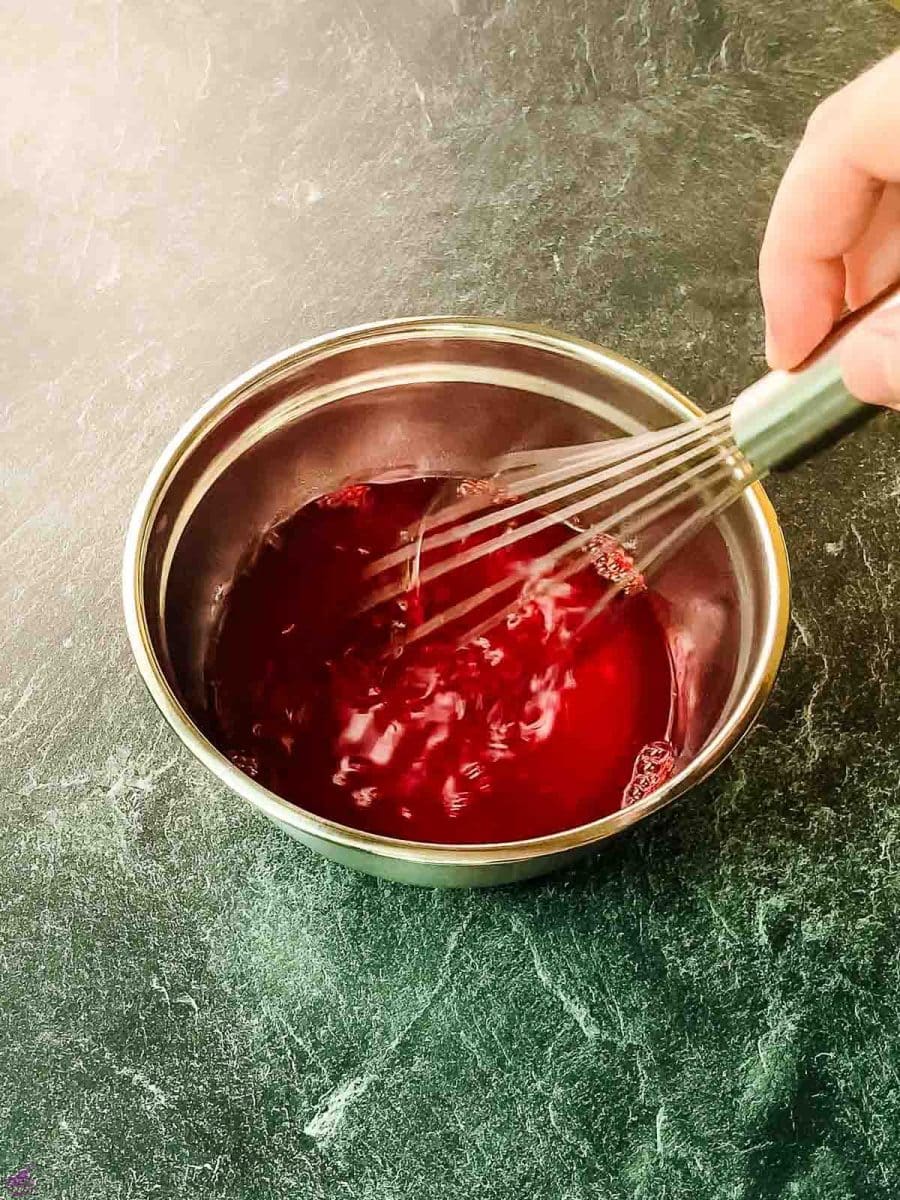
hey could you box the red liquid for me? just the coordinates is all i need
[205,478,677,844]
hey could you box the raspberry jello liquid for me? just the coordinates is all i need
[205,477,677,844]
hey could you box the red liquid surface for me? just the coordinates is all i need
[205,478,677,844]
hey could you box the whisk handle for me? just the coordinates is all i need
[732,281,900,473]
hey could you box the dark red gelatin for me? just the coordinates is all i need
[205,477,677,844]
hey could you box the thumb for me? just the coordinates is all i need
[841,305,900,409]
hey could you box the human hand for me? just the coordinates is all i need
[759,50,900,408]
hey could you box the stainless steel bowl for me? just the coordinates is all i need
[123,317,790,887]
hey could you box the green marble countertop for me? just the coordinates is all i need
[2,2,899,1196]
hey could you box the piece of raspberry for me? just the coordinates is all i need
[317,484,372,509]
[621,740,676,807]
[587,532,646,595]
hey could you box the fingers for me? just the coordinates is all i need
[759,151,874,369]
[843,183,900,309]
[842,304,900,409]
[759,51,900,370]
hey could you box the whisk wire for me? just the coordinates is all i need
[494,404,733,471]
[361,416,739,617]
[405,456,745,647]
[577,467,757,632]
[365,409,732,582]
[359,405,757,648]
[414,411,731,548]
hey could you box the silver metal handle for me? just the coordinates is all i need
[732,282,900,473]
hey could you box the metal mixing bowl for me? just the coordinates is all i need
[123,318,790,887]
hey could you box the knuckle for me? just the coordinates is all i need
[801,87,854,145]
[803,94,840,141]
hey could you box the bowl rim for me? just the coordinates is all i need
[122,315,791,867]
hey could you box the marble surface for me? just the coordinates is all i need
[3,2,900,1196]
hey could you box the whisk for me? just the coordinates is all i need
[363,283,900,646]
